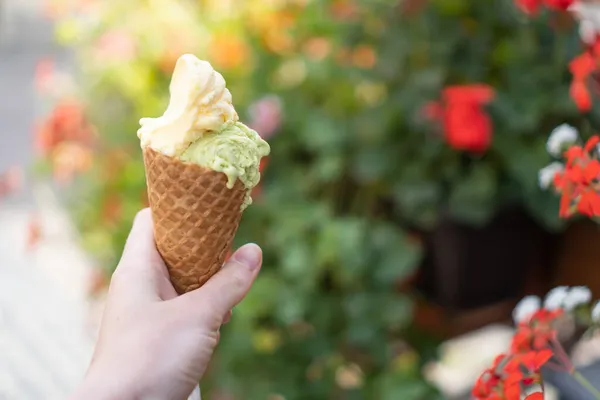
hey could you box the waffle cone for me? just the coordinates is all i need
[143,147,246,294]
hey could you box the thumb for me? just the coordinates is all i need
[174,243,262,324]
[119,208,160,266]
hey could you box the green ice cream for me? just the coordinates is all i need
[180,121,270,208]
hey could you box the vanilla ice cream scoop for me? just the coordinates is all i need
[138,54,239,156]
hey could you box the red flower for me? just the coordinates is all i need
[525,393,543,400]
[443,103,493,153]
[472,354,523,400]
[514,0,574,15]
[259,157,269,173]
[569,53,596,112]
[570,81,593,112]
[35,99,95,156]
[442,85,495,104]
[511,308,561,353]
[553,136,600,217]
[570,53,596,80]
[506,350,553,373]
[252,157,270,198]
[515,0,543,15]
[426,84,495,153]
[511,325,554,353]
[544,0,574,11]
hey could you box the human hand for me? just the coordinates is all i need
[69,208,263,400]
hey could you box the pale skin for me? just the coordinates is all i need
[68,208,263,400]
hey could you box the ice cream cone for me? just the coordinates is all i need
[143,146,246,294]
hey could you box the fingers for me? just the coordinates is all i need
[174,244,262,325]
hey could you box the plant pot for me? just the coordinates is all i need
[554,219,600,297]
[414,205,559,313]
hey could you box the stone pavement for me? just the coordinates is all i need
[0,0,95,398]
[0,194,95,400]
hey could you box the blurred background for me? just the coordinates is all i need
[4,0,600,398]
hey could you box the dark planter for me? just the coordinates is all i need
[415,205,560,312]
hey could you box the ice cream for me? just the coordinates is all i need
[139,54,271,294]
[138,53,269,208]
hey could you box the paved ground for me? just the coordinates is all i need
[0,1,95,399]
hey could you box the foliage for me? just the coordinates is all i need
[36,0,594,398]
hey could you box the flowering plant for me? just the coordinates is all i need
[473,2,600,396]
[37,0,600,398]
[473,286,600,399]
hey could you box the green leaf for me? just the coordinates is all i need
[447,163,497,226]
[370,223,422,286]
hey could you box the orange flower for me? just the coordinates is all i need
[251,10,297,55]
[35,99,96,156]
[330,0,360,20]
[208,33,251,70]
[102,194,122,224]
[352,45,376,69]
[303,37,332,61]
[51,142,93,185]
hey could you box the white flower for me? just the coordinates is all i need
[580,20,598,45]
[538,162,564,189]
[513,295,541,324]
[564,286,592,311]
[570,2,600,44]
[546,124,579,157]
[544,286,569,310]
[592,301,600,322]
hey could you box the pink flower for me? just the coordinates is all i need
[93,29,136,62]
[248,95,283,140]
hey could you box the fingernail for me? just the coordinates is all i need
[232,243,262,271]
